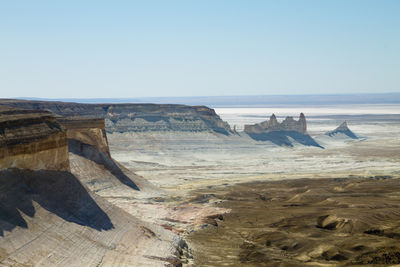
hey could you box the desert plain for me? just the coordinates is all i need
[108,104,400,266]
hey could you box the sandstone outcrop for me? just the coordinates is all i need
[0,99,232,135]
[244,113,307,134]
[326,121,358,139]
[0,107,69,171]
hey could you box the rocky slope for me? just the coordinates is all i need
[0,169,179,266]
[0,107,180,266]
[326,121,358,139]
[0,99,232,135]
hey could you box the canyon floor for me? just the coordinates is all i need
[108,108,400,266]
[186,177,400,266]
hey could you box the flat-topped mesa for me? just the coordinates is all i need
[244,113,307,134]
[0,107,69,171]
[0,99,233,135]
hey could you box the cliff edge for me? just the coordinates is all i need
[0,99,232,135]
[0,107,69,171]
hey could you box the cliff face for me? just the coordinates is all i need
[0,108,179,266]
[0,104,158,190]
[244,113,307,134]
[0,99,232,135]
[0,107,114,172]
[60,116,158,193]
[57,117,111,156]
[0,107,69,171]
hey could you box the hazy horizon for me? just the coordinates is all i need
[11,92,400,108]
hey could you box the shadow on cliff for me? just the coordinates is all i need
[0,169,113,236]
[68,139,140,190]
[247,131,324,148]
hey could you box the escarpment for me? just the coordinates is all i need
[0,107,180,266]
[61,116,159,194]
[0,99,232,135]
[0,106,158,193]
[0,107,69,171]
[57,117,111,156]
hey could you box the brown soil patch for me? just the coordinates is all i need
[187,177,400,266]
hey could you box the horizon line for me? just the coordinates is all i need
[9,92,400,100]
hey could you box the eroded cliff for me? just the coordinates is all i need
[60,116,160,194]
[0,107,69,171]
[0,107,180,266]
[57,117,111,156]
[0,99,232,134]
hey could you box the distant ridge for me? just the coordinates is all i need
[15,93,400,107]
[0,99,233,135]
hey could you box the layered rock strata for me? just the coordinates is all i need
[0,105,159,196]
[57,117,111,156]
[0,107,180,266]
[244,113,307,134]
[62,116,160,194]
[0,107,69,171]
[0,99,232,134]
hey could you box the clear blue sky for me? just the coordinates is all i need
[1,0,399,98]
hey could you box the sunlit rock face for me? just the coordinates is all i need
[244,113,307,134]
[57,117,111,156]
[0,99,233,135]
[0,107,69,171]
